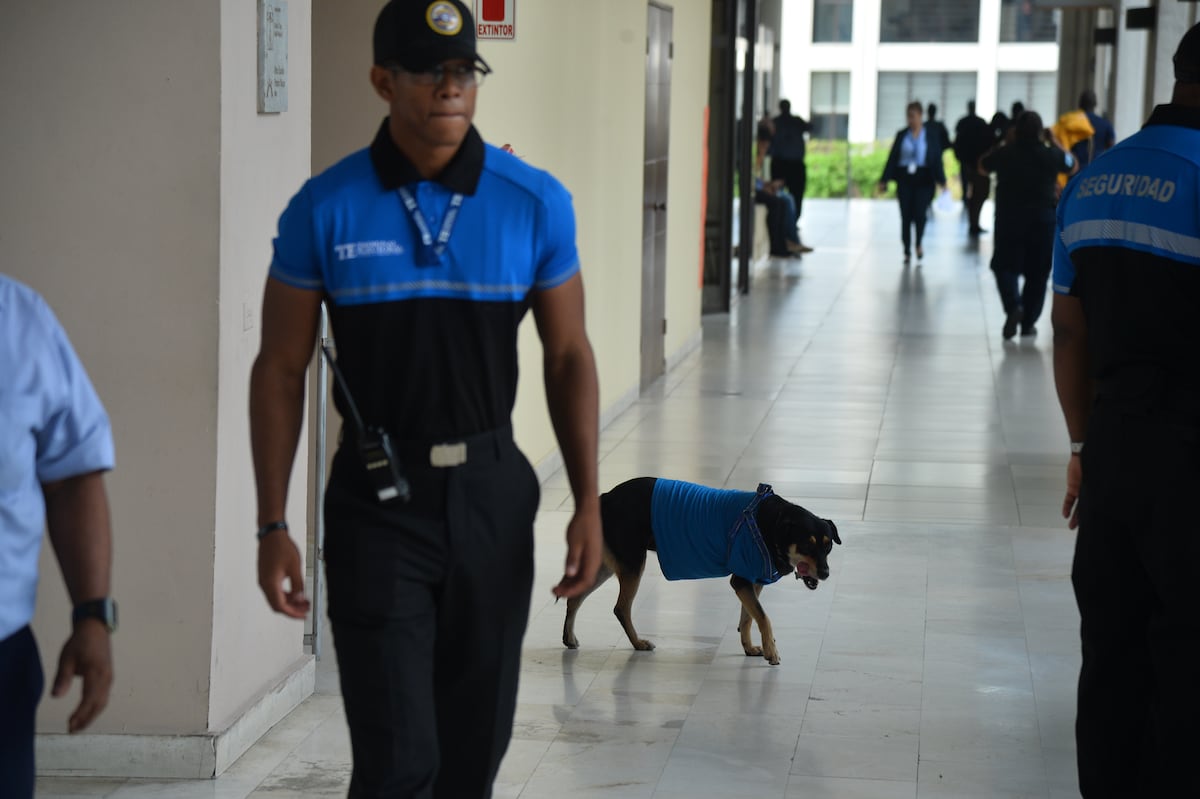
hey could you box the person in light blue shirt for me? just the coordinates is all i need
[879,101,947,264]
[0,274,116,798]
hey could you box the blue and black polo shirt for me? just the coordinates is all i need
[1052,104,1200,393]
[270,119,580,439]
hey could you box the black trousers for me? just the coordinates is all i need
[895,173,935,255]
[324,430,540,799]
[0,626,44,799]
[963,170,990,232]
[770,157,807,221]
[1073,402,1200,797]
[990,205,1055,328]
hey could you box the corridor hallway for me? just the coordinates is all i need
[39,199,1083,797]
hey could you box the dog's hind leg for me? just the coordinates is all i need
[731,576,780,665]
[563,557,614,649]
[613,560,654,651]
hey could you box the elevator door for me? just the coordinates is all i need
[641,2,673,389]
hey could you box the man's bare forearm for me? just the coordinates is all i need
[544,345,600,510]
[250,357,308,527]
[44,472,112,605]
[1053,305,1092,442]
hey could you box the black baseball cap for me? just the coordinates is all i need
[373,0,490,72]
[1175,22,1200,83]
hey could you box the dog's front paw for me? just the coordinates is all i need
[563,633,579,649]
[742,645,763,657]
[633,639,656,651]
[763,645,781,666]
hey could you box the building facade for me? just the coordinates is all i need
[781,0,1061,143]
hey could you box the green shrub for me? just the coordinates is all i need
[802,141,963,200]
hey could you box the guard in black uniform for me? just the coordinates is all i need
[249,2,602,797]
[1052,23,1200,798]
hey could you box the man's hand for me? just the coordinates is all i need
[553,505,603,598]
[52,621,113,733]
[1062,454,1082,530]
[257,531,311,619]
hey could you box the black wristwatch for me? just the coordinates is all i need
[73,598,118,633]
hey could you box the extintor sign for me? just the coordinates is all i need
[475,0,515,40]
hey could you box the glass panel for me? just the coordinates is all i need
[880,0,981,43]
[814,0,854,43]
[999,0,1058,43]
[876,72,977,142]
[997,72,1059,125]
[812,72,851,140]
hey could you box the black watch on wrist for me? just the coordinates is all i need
[73,598,118,633]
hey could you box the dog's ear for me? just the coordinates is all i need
[826,520,841,545]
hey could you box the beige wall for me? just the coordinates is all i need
[0,0,312,738]
[3,1,222,734]
[210,0,313,731]
[314,0,711,467]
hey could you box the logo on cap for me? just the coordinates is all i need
[426,2,463,36]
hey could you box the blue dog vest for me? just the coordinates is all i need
[650,481,781,585]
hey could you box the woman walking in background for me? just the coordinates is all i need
[980,111,1077,339]
[879,101,946,265]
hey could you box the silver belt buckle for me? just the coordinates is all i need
[429,442,467,468]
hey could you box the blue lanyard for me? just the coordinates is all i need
[397,187,464,267]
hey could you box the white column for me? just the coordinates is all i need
[977,0,1002,119]
[780,0,815,113]
[1112,0,1151,137]
[851,0,883,143]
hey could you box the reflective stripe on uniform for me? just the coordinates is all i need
[1061,220,1200,264]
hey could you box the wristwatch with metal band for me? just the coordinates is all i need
[1070,441,1085,455]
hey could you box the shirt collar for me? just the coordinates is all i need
[1145,104,1200,132]
[368,117,485,195]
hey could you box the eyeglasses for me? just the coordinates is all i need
[390,63,490,88]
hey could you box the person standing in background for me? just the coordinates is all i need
[1,274,117,799]
[1052,23,1200,797]
[925,103,950,167]
[980,111,1076,339]
[1072,89,1116,169]
[954,100,995,237]
[879,101,947,265]
[771,99,814,253]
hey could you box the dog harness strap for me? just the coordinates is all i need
[727,483,779,584]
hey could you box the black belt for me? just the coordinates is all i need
[387,424,513,469]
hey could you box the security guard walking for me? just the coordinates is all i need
[249,2,602,796]
[1052,23,1200,798]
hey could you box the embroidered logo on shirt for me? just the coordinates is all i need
[333,241,406,262]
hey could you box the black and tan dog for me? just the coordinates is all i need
[563,477,840,665]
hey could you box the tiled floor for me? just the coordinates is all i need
[38,199,1083,798]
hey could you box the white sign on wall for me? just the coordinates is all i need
[475,0,516,41]
[257,0,288,113]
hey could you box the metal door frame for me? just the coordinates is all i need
[641,1,673,388]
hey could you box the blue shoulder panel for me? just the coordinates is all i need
[1054,125,1200,294]
[269,142,581,306]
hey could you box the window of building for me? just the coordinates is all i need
[997,72,1059,125]
[999,0,1058,43]
[880,0,980,43]
[811,72,851,139]
[876,72,977,142]
[814,0,853,43]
